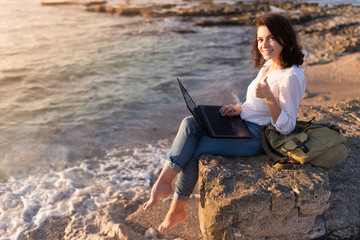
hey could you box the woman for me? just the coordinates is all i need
[143,13,305,232]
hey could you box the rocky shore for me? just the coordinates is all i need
[84,1,360,66]
[42,0,360,68]
[25,1,360,239]
[24,96,360,240]
[198,99,360,239]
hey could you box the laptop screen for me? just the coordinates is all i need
[177,78,210,136]
[177,78,197,116]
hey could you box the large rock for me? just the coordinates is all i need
[198,100,360,239]
[198,155,331,240]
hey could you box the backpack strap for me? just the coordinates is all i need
[261,124,301,170]
[260,124,284,161]
[272,157,299,169]
[292,137,309,153]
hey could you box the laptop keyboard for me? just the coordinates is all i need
[203,106,237,135]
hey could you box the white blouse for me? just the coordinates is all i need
[241,60,306,135]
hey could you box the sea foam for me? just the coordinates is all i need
[0,140,169,239]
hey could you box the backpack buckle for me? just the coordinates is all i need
[292,137,309,153]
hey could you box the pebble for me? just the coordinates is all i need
[145,227,158,239]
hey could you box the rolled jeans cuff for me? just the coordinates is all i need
[173,192,190,202]
[164,160,182,173]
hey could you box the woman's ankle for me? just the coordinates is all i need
[158,199,187,232]
[158,166,177,184]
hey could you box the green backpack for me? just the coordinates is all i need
[260,118,348,169]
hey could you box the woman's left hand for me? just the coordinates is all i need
[255,76,272,101]
[255,76,281,123]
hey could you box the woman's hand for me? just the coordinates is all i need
[219,104,242,117]
[255,76,272,101]
[255,76,281,123]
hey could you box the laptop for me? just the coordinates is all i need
[177,78,253,138]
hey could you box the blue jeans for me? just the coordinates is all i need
[165,116,264,201]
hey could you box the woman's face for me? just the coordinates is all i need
[257,26,283,65]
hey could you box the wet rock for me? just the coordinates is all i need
[25,216,71,240]
[40,0,106,6]
[84,1,360,65]
[87,3,177,17]
[189,2,360,65]
[195,12,257,27]
[176,2,268,17]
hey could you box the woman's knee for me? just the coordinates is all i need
[180,116,198,131]
[181,116,197,127]
[178,116,203,137]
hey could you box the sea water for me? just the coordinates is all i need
[0,0,259,238]
[0,0,358,238]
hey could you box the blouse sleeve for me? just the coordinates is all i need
[271,73,305,135]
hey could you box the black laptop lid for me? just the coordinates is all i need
[177,78,209,136]
[177,78,197,115]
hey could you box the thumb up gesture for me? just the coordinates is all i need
[255,76,272,100]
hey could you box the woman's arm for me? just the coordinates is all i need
[256,71,305,135]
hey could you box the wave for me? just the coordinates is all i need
[0,140,169,238]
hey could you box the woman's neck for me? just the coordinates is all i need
[268,64,279,73]
[265,60,281,74]
[270,58,282,70]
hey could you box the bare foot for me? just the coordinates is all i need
[143,180,173,211]
[158,208,186,232]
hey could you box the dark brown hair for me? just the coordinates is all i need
[251,13,304,69]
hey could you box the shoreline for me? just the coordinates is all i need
[302,52,360,106]
[23,53,360,239]
[83,1,360,66]
[22,1,360,239]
